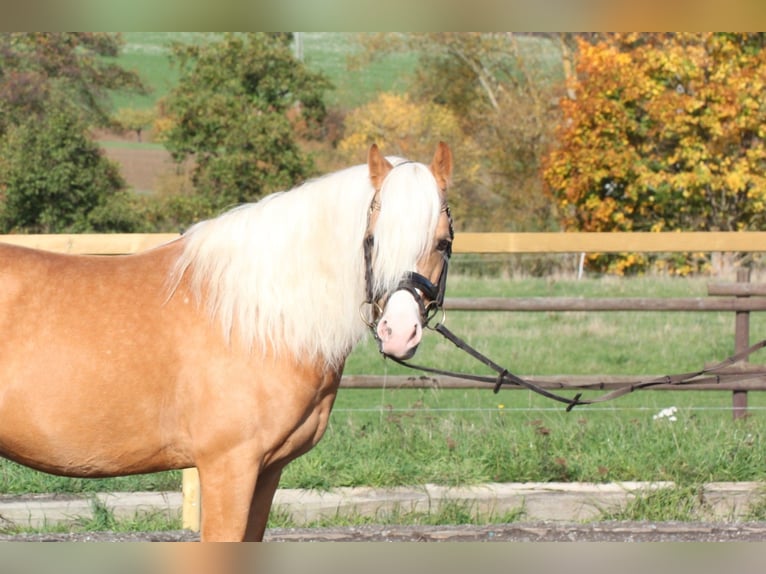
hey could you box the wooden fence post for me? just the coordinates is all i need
[733,268,751,420]
[182,467,201,532]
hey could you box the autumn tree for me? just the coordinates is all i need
[114,107,156,142]
[0,33,147,135]
[337,92,482,225]
[161,33,332,211]
[543,33,766,273]
[353,33,564,231]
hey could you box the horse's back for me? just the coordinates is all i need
[0,240,180,346]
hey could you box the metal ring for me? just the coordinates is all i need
[359,301,383,329]
[424,304,446,330]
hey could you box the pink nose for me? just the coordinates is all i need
[375,291,423,358]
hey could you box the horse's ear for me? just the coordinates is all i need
[430,141,453,193]
[368,143,393,191]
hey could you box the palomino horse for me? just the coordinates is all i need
[0,143,453,541]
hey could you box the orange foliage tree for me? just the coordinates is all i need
[543,33,766,273]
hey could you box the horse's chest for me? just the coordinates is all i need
[261,371,341,466]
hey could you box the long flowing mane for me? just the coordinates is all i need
[169,158,443,368]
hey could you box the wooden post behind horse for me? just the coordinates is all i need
[0,143,453,541]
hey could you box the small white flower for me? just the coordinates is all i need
[653,406,678,422]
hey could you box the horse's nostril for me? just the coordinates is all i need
[377,320,392,340]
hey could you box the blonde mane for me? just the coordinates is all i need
[169,158,443,368]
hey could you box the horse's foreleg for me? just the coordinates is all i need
[196,453,260,542]
[244,465,283,541]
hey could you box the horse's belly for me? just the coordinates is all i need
[0,386,189,477]
[0,355,190,477]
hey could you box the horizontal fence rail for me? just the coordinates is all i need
[339,377,766,393]
[443,296,766,312]
[4,233,764,398]
[3,230,766,255]
[1,233,179,254]
[453,231,766,253]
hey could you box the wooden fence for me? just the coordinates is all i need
[5,231,766,530]
[6,231,766,403]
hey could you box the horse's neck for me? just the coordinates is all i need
[174,175,373,369]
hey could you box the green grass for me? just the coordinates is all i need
[0,465,180,496]
[111,33,563,113]
[299,32,417,109]
[267,498,526,530]
[602,484,766,522]
[281,390,764,489]
[0,275,764,531]
[111,32,220,110]
[0,498,181,536]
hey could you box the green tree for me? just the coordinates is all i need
[0,100,127,233]
[0,33,149,233]
[114,107,156,142]
[0,33,147,135]
[161,33,332,209]
[543,33,766,274]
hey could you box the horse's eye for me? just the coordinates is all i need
[436,239,452,253]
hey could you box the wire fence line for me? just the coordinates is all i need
[332,405,766,414]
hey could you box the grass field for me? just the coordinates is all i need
[345,273,766,377]
[0,275,763,506]
[112,32,419,112]
[288,274,766,493]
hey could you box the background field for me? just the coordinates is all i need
[111,32,419,111]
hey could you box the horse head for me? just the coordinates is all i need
[363,142,453,360]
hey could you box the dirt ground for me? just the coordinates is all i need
[100,145,178,194]
[3,522,766,542]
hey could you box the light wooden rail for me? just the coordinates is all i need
[1,233,180,254]
[453,231,766,254]
[3,231,766,256]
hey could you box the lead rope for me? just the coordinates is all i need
[387,322,766,411]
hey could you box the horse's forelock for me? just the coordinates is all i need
[371,162,443,297]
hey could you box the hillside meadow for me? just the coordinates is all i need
[111,32,421,112]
